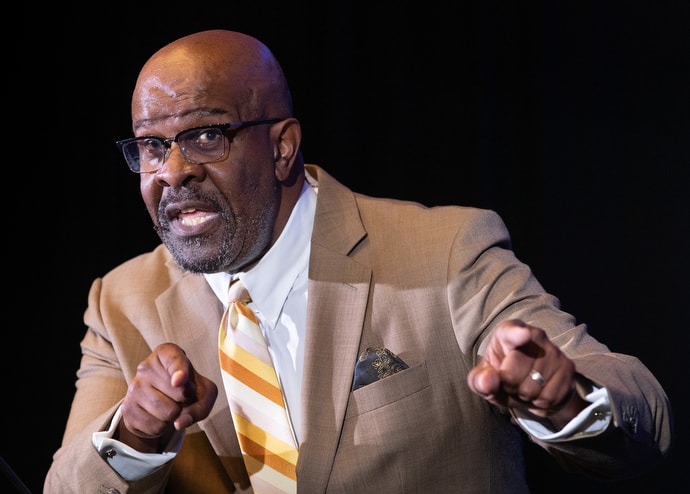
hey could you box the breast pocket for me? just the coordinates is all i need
[346,361,430,417]
[331,362,434,490]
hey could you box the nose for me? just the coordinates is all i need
[154,143,206,187]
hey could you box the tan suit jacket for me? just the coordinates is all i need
[44,165,672,493]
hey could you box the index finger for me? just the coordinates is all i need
[490,319,533,357]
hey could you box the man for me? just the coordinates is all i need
[44,29,672,493]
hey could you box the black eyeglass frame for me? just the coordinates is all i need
[115,118,283,173]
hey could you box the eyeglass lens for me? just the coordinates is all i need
[123,127,227,173]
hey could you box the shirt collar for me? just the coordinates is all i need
[204,179,316,329]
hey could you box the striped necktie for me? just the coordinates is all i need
[218,279,298,493]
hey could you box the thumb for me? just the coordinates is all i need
[467,359,501,397]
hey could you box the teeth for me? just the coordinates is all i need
[179,214,210,226]
[181,207,197,213]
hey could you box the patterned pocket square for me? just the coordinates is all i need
[352,347,409,390]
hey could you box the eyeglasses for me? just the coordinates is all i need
[115,118,282,173]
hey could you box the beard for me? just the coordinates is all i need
[153,187,275,274]
[157,226,235,273]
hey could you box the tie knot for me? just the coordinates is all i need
[227,279,251,304]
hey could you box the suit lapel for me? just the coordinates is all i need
[299,245,371,491]
[155,268,221,374]
[297,165,372,491]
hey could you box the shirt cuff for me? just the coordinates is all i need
[513,386,612,442]
[92,406,184,481]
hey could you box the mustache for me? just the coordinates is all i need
[157,187,228,224]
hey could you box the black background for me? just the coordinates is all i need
[8,1,688,492]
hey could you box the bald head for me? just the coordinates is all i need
[132,30,293,130]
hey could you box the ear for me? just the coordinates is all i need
[272,118,302,181]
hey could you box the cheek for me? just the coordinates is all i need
[214,153,274,197]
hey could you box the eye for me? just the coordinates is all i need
[186,128,225,151]
[138,138,165,161]
[140,137,163,151]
